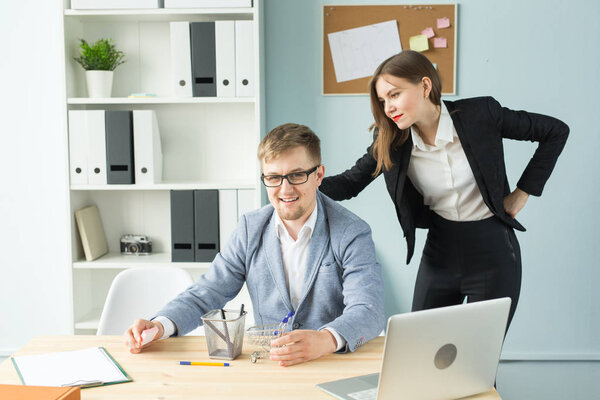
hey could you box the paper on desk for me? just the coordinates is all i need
[328,20,402,83]
[11,347,130,387]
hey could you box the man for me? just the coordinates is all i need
[125,123,385,366]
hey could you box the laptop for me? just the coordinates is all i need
[317,298,511,400]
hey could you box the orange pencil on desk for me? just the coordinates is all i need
[179,361,230,366]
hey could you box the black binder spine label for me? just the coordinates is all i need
[194,190,220,262]
[105,111,134,184]
[190,22,217,97]
[171,190,195,262]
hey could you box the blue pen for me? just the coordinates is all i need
[274,311,295,336]
[179,361,230,366]
[282,311,294,322]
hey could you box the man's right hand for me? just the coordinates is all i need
[124,319,164,354]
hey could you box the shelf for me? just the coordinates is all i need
[74,308,102,330]
[73,252,212,269]
[67,97,255,105]
[71,181,256,191]
[75,308,207,334]
[64,8,255,21]
[64,1,263,336]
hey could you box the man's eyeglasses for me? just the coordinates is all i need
[261,165,320,188]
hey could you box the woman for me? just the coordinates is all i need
[319,50,568,328]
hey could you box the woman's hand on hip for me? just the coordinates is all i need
[503,188,529,219]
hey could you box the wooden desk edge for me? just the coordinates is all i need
[1,335,501,400]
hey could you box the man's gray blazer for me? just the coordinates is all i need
[156,191,385,352]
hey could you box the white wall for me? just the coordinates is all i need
[0,0,72,355]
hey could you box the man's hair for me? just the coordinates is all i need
[257,123,321,164]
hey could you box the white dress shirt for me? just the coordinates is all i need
[407,102,494,221]
[157,201,346,351]
[275,202,318,311]
[273,202,345,351]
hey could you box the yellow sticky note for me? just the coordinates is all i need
[409,35,429,52]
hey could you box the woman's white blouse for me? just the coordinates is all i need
[407,102,494,221]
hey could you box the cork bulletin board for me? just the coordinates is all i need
[323,4,457,95]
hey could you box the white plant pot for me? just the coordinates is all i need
[85,70,114,98]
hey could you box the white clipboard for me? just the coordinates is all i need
[11,347,132,388]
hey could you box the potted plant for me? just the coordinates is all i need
[74,38,125,98]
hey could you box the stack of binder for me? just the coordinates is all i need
[170,189,256,263]
[170,20,254,98]
[68,110,162,186]
[171,190,220,262]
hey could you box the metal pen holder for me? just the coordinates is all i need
[201,309,247,360]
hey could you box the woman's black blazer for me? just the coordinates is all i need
[319,97,569,264]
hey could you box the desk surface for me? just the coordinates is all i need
[0,335,501,400]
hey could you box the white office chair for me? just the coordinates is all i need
[97,266,195,335]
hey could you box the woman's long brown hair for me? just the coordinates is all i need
[369,50,442,176]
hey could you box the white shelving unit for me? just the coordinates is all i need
[67,97,255,104]
[61,0,264,334]
[64,8,255,20]
[72,253,212,269]
[71,181,256,191]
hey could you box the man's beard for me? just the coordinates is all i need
[277,204,305,222]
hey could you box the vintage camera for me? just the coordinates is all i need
[120,234,152,255]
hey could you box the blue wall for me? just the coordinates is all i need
[264,0,599,359]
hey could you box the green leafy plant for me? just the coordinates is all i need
[73,38,125,71]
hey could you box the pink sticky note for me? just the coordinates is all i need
[434,37,447,48]
[437,17,450,29]
[421,27,435,39]
[141,326,159,345]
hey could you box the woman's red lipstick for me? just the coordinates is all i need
[392,114,403,122]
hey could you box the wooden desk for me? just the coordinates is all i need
[0,336,501,399]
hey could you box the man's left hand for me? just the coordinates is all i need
[269,329,337,367]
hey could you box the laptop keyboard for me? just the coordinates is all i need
[348,388,377,400]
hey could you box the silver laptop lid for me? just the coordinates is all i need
[376,298,511,400]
